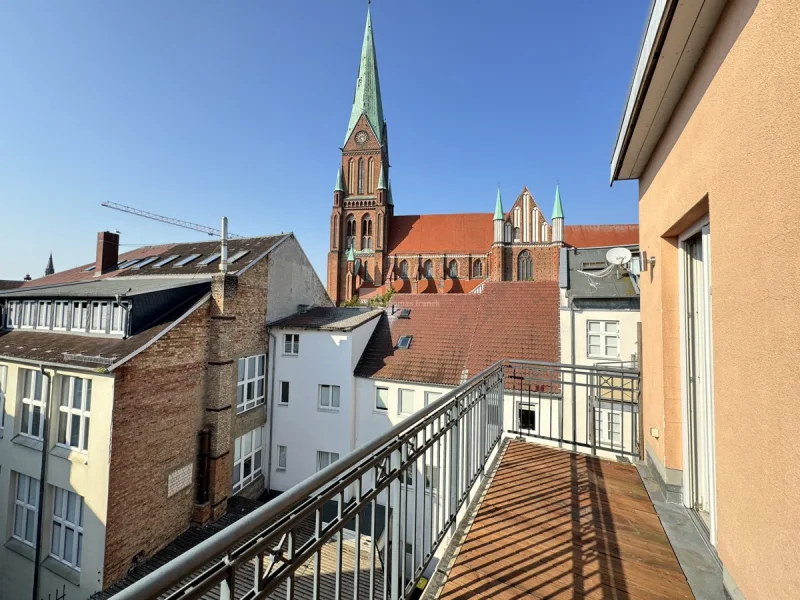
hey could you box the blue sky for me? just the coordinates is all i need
[0,1,647,282]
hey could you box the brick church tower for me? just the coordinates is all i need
[327,7,392,305]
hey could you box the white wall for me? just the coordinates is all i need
[559,303,640,366]
[0,362,113,600]
[265,236,332,324]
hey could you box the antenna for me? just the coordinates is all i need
[606,247,633,266]
[101,201,244,238]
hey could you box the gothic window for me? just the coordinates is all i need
[423,260,433,278]
[361,215,373,250]
[358,158,365,195]
[504,222,512,243]
[473,259,483,278]
[333,215,339,249]
[513,227,521,243]
[541,223,548,242]
[363,261,371,282]
[449,260,459,279]
[368,158,375,194]
[348,159,356,194]
[517,250,533,281]
[346,215,356,249]
[400,260,409,279]
[377,214,383,248]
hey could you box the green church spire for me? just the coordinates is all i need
[346,245,355,262]
[387,178,394,205]
[344,8,385,145]
[335,166,345,192]
[552,184,564,220]
[377,164,387,190]
[493,187,504,220]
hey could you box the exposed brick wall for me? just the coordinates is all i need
[104,301,210,586]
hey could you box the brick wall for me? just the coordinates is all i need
[103,300,210,586]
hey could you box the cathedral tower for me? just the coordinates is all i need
[327,7,391,305]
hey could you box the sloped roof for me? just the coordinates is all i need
[270,307,382,331]
[0,277,209,299]
[387,214,494,255]
[355,282,559,386]
[563,225,638,248]
[0,280,24,291]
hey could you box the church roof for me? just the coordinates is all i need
[563,224,638,248]
[387,214,494,255]
[344,8,385,145]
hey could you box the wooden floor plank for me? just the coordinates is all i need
[438,441,694,600]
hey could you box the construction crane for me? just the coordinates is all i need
[101,201,244,238]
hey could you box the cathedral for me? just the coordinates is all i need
[327,9,636,305]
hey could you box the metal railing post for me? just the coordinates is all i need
[449,400,461,536]
[389,448,401,600]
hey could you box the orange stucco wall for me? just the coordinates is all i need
[637,0,800,597]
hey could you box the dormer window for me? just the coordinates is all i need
[111,303,127,334]
[397,335,413,349]
[72,302,88,331]
[90,301,110,333]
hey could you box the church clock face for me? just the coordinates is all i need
[354,130,369,145]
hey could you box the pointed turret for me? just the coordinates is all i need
[387,179,394,206]
[335,166,345,193]
[377,164,387,190]
[552,185,564,243]
[44,252,55,277]
[344,8,385,145]
[493,187,504,243]
[346,244,356,262]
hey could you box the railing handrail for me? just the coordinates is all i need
[114,359,506,600]
[506,358,640,377]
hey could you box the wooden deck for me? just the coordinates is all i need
[438,441,693,600]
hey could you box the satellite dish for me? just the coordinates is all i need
[606,247,632,266]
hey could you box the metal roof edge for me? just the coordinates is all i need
[107,292,212,372]
[0,354,104,374]
[236,233,292,277]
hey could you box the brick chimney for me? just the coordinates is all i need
[96,231,120,274]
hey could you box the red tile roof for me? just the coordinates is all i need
[387,214,494,255]
[355,281,559,386]
[563,225,638,248]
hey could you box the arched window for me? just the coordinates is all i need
[473,259,483,278]
[348,159,356,194]
[449,260,459,278]
[541,223,548,242]
[400,260,409,279]
[367,158,375,194]
[513,227,521,243]
[517,250,533,280]
[363,261,371,282]
[346,215,356,249]
[361,215,373,250]
[333,215,339,249]
[377,214,383,248]
[358,158,365,195]
[423,260,433,278]
[504,222,512,243]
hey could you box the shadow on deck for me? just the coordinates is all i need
[436,441,693,600]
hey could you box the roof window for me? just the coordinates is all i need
[174,254,201,267]
[133,257,159,269]
[397,335,413,350]
[198,252,221,266]
[152,255,179,268]
[228,250,250,264]
[398,309,411,319]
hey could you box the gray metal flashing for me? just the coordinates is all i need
[0,277,212,299]
[0,354,101,374]
[107,292,212,372]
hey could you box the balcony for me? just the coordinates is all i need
[111,360,695,600]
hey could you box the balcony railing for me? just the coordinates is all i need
[113,360,639,600]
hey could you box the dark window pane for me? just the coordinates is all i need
[244,457,252,479]
[82,417,90,451]
[73,379,82,409]
[85,380,92,411]
[32,406,41,437]
[58,413,67,444]
[21,404,30,434]
[70,415,81,448]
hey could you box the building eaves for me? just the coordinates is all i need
[270,307,383,332]
[0,277,212,299]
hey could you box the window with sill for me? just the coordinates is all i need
[90,301,110,333]
[237,354,265,413]
[595,409,622,446]
[53,301,70,330]
[57,376,91,452]
[37,301,52,329]
[110,302,127,334]
[587,321,620,359]
[398,389,414,415]
[316,450,339,472]
[19,369,45,439]
[21,301,36,328]
[279,381,290,405]
[71,301,88,331]
[375,387,388,411]
[284,334,299,355]
[50,487,84,571]
[424,391,441,407]
[5,301,20,328]
[233,426,263,493]
[13,473,39,547]
[277,445,287,470]
[318,384,341,410]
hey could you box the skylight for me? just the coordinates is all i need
[397,335,413,349]
[174,254,201,267]
[228,250,250,264]
[118,259,141,269]
[198,252,221,266]
[133,257,159,269]
[82,265,96,272]
[152,255,179,268]
[398,309,411,319]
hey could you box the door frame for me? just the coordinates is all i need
[678,214,718,546]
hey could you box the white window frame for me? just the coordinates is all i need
[13,473,39,547]
[237,354,266,414]
[425,465,440,494]
[21,301,36,329]
[517,403,538,434]
[37,301,52,329]
[53,301,70,331]
[19,369,46,439]
[233,426,263,493]
[401,465,414,488]
[50,487,84,571]
[587,320,620,359]
[424,391,442,407]
[594,408,622,446]
[71,301,88,331]
[316,450,340,472]
[277,445,287,471]
[283,334,299,356]
[57,376,92,453]
[90,301,110,333]
[279,381,290,406]
[0,364,7,432]
[375,387,389,412]
[110,302,127,334]
[318,384,341,411]
[398,389,414,415]
[6,301,20,328]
